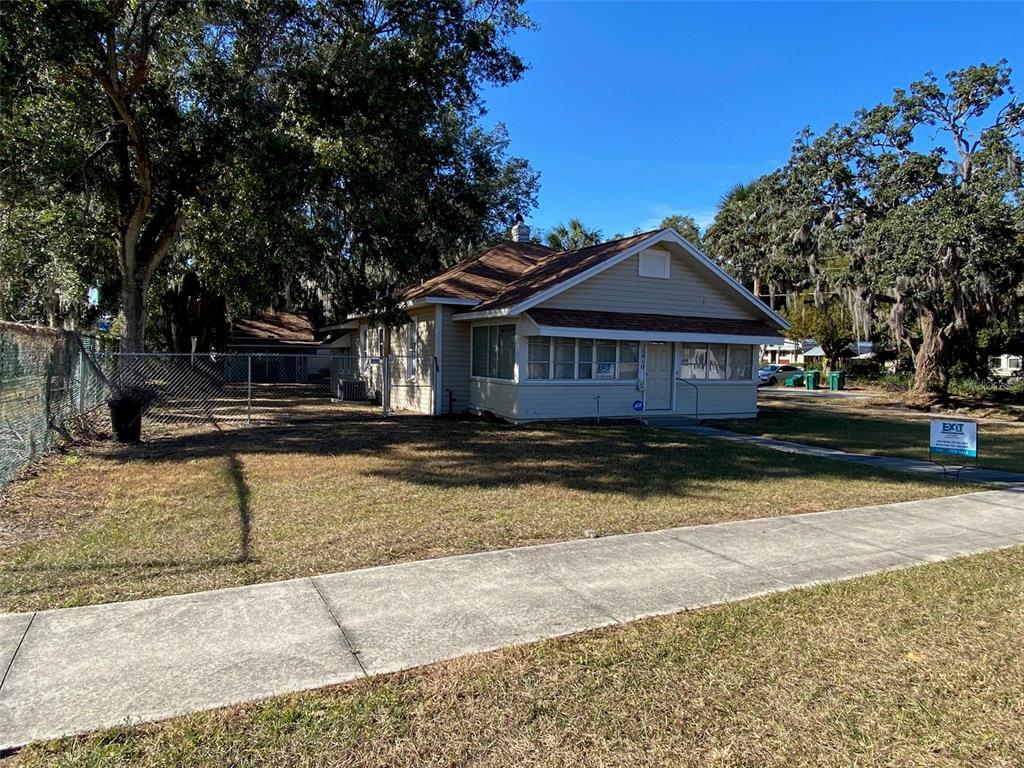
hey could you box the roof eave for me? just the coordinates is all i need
[532,325,783,345]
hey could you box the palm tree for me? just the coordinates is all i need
[544,218,602,251]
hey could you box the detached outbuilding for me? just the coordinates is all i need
[349,221,788,422]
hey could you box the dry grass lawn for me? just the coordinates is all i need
[9,545,1024,767]
[0,405,979,612]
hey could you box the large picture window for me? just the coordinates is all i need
[679,343,755,381]
[679,343,707,379]
[471,324,515,379]
[727,345,754,380]
[595,340,617,379]
[526,337,640,381]
[618,342,640,380]
[707,344,728,380]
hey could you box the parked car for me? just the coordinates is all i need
[758,364,803,386]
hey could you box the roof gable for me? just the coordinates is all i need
[457,228,788,330]
[467,230,660,314]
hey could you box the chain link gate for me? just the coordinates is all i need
[95,352,393,426]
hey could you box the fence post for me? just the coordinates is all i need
[382,354,391,418]
[78,341,87,413]
[246,354,252,425]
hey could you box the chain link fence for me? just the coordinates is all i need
[1,328,437,487]
[0,323,109,487]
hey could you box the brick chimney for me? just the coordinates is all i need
[510,214,530,243]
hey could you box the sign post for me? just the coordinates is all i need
[928,419,978,478]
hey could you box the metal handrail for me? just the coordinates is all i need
[676,377,700,422]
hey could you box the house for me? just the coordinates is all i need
[761,338,810,366]
[345,219,788,422]
[989,353,1023,378]
[227,310,332,384]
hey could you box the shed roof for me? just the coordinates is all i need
[229,311,319,347]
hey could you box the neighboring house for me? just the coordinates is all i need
[227,310,331,384]
[989,353,1023,378]
[761,338,809,366]
[346,220,788,422]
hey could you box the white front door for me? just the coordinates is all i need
[645,342,673,410]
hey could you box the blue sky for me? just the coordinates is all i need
[481,1,1024,239]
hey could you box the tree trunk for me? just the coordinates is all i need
[121,276,148,353]
[911,309,949,395]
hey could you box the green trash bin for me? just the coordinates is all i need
[828,370,847,391]
[805,370,820,390]
[785,374,804,387]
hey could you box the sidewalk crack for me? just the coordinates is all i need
[0,613,36,695]
[309,578,367,677]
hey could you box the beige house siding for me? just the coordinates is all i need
[538,246,754,320]
[440,306,471,414]
[517,382,640,421]
[468,378,517,420]
[387,306,435,414]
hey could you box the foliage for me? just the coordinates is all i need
[782,300,854,371]
[544,218,602,251]
[707,62,1024,395]
[0,0,538,350]
[657,214,702,247]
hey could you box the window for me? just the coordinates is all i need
[618,341,639,380]
[472,324,515,379]
[638,248,671,279]
[1009,356,1023,371]
[578,340,593,379]
[707,344,728,380]
[553,339,576,379]
[679,343,707,379]
[528,337,550,379]
[727,345,754,380]
[989,356,1004,370]
[595,340,617,379]
[525,338,640,381]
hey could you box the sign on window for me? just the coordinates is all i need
[929,419,977,458]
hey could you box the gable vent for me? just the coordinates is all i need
[638,248,671,279]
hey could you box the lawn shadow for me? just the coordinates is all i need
[99,403,961,503]
[226,452,252,564]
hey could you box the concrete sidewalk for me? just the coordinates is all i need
[675,425,1024,485]
[2,488,1024,749]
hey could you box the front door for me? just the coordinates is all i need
[645,342,672,410]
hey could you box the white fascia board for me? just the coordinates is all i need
[534,325,784,345]
[451,308,517,321]
[401,296,479,310]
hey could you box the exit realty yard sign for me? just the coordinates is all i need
[929,419,978,459]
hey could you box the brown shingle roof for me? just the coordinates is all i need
[399,241,555,303]
[527,308,782,338]
[230,311,317,346]
[469,230,660,313]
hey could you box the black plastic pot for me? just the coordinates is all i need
[108,393,148,443]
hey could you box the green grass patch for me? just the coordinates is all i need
[11,545,1024,767]
[715,401,1024,473]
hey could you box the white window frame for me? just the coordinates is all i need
[678,343,756,383]
[524,338,640,383]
